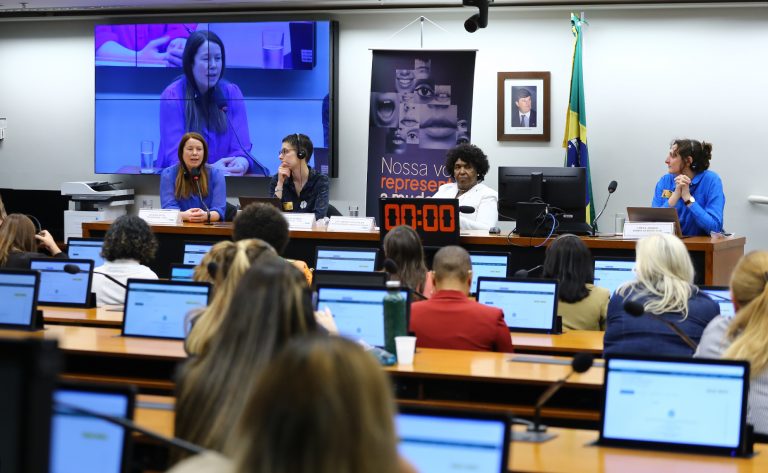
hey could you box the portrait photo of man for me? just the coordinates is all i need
[511,86,537,127]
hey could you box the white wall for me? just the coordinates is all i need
[1,5,767,250]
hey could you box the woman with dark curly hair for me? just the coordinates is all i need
[432,143,498,231]
[93,215,159,305]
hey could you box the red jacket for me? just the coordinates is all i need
[410,290,514,353]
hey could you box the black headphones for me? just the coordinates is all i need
[26,214,42,233]
[295,133,306,160]
[688,140,699,171]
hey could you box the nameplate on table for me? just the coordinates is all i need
[327,216,375,232]
[622,221,675,239]
[284,213,316,231]
[138,208,182,225]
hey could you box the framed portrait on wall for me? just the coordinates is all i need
[497,71,550,142]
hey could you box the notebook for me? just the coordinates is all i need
[314,246,378,272]
[476,277,559,333]
[121,279,211,340]
[700,286,735,318]
[182,241,215,265]
[50,382,134,473]
[312,270,387,289]
[593,257,635,295]
[314,284,410,347]
[66,237,105,267]
[397,406,511,473]
[169,263,196,282]
[0,269,40,329]
[29,258,94,307]
[469,251,510,295]
[600,355,749,456]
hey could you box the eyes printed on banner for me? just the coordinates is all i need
[406,128,419,144]
[413,81,435,102]
[414,58,431,79]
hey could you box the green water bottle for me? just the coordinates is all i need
[383,280,407,355]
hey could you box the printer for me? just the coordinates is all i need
[61,181,134,241]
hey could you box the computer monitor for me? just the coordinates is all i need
[182,241,215,265]
[314,246,378,272]
[469,251,510,295]
[476,277,559,333]
[314,284,411,347]
[0,269,40,329]
[66,237,105,267]
[498,166,586,223]
[29,258,94,308]
[312,270,387,289]
[397,406,511,473]
[121,279,211,340]
[593,257,635,295]
[600,355,749,456]
[50,382,135,473]
[169,264,196,282]
[700,286,735,318]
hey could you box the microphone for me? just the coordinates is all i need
[624,300,698,351]
[54,401,203,455]
[214,87,271,176]
[190,167,213,226]
[513,352,594,443]
[459,205,476,214]
[382,258,427,300]
[513,264,543,278]
[63,264,126,289]
[591,180,618,235]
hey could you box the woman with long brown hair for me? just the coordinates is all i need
[0,213,64,268]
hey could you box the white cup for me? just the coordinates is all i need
[615,213,626,235]
[395,336,417,364]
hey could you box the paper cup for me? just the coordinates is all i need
[395,336,417,364]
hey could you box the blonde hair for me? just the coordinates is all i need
[723,251,768,375]
[186,238,276,355]
[0,214,37,266]
[618,233,694,318]
[230,335,400,473]
[0,194,6,222]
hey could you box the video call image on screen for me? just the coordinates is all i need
[477,280,557,330]
[0,272,36,326]
[50,389,130,473]
[123,282,209,339]
[95,21,333,176]
[469,254,508,294]
[67,240,105,267]
[593,259,635,295]
[315,249,378,272]
[31,260,92,305]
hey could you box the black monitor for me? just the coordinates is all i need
[498,166,587,223]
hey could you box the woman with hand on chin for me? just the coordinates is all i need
[269,133,329,220]
[160,132,226,223]
[651,139,725,236]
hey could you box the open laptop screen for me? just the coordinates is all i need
[182,241,214,265]
[593,258,635,295]
[600,356,748,455]
[0,270,39,328]
[476,277,558,333]
[700,286,734,318]
[314,247,378,272]
[169,264,196,282]
[29,258,94,307]
[122,279,210,340]
[397,408,510,473]
[469,252,509,294]
[315,285,410,347]
[66,237,105,267]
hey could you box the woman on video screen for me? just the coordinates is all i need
[157,30,270,176]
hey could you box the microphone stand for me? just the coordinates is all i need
[591,192,613,235]
[193,176,213,226]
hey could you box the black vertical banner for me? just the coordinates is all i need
[366,50,477,219]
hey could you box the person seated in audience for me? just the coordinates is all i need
[695,251,768,435]
[174,255,319,456]
[604,233,719,356]
[541,234,609,331]
[168,335,416,473]
[92,215,159,306]
[409,246,514,353]
[185,238,277,355]
[382,225,432,300]
[0,213,65,268]
[232,202,312,284]
[0,194,6,225]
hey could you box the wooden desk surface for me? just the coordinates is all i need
[42,305,123,328]
[511,330,604,356]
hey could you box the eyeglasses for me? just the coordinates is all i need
[279,148,297,156]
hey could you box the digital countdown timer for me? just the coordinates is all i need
[378,198,460,246]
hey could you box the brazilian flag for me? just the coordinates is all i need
[563,13,595,225]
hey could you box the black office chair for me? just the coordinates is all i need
[326,204,343,217]
[224,202,238,222]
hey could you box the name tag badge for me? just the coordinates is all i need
[661,189,673,198]
[283,201,294,211]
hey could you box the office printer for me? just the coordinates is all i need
[61,181,134,241]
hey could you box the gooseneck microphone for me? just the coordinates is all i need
[64,264,126,289]
[190,167,213,226]
[382,258,427,300]
[591,180,618,235]
[513,264,543,278]
[624,299,698,350]
[214,87,270,176]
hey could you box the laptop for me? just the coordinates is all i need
[314,284,411,347]
[700,286,735,318]
[469,251,510,295]
[593,257,635,295]
[476,277,559,333]
[397,406,511,473]
[0,269,40,329]
[29,258,94,308]
[600,355,750,456]
[312,270,387,289]
[238,196,282,210]
[314,246,378,272]
[169,263,196,282]
[182,241,215,265]
[50,382,135,473]
[66,237,105,267]
[626,207,683,238]
[121,279,211,340]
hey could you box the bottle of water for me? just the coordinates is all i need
[383,280,407,355]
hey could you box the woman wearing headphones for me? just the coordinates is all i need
[651,139,725,236]
[269,133,329,220]
[160,132,226,222]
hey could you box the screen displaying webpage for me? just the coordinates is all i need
[170,266,195,282]
[31,260,92,305]
[316,287,407,346]
[67,240,105,267]
[0,272,36,325]
[477,280,556,330]
[183,243,214,265]
[123,282,209,338]
[701,288,734,318]
[469,254,508,294]
[315,249,377,272]
[593,259,635,295]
